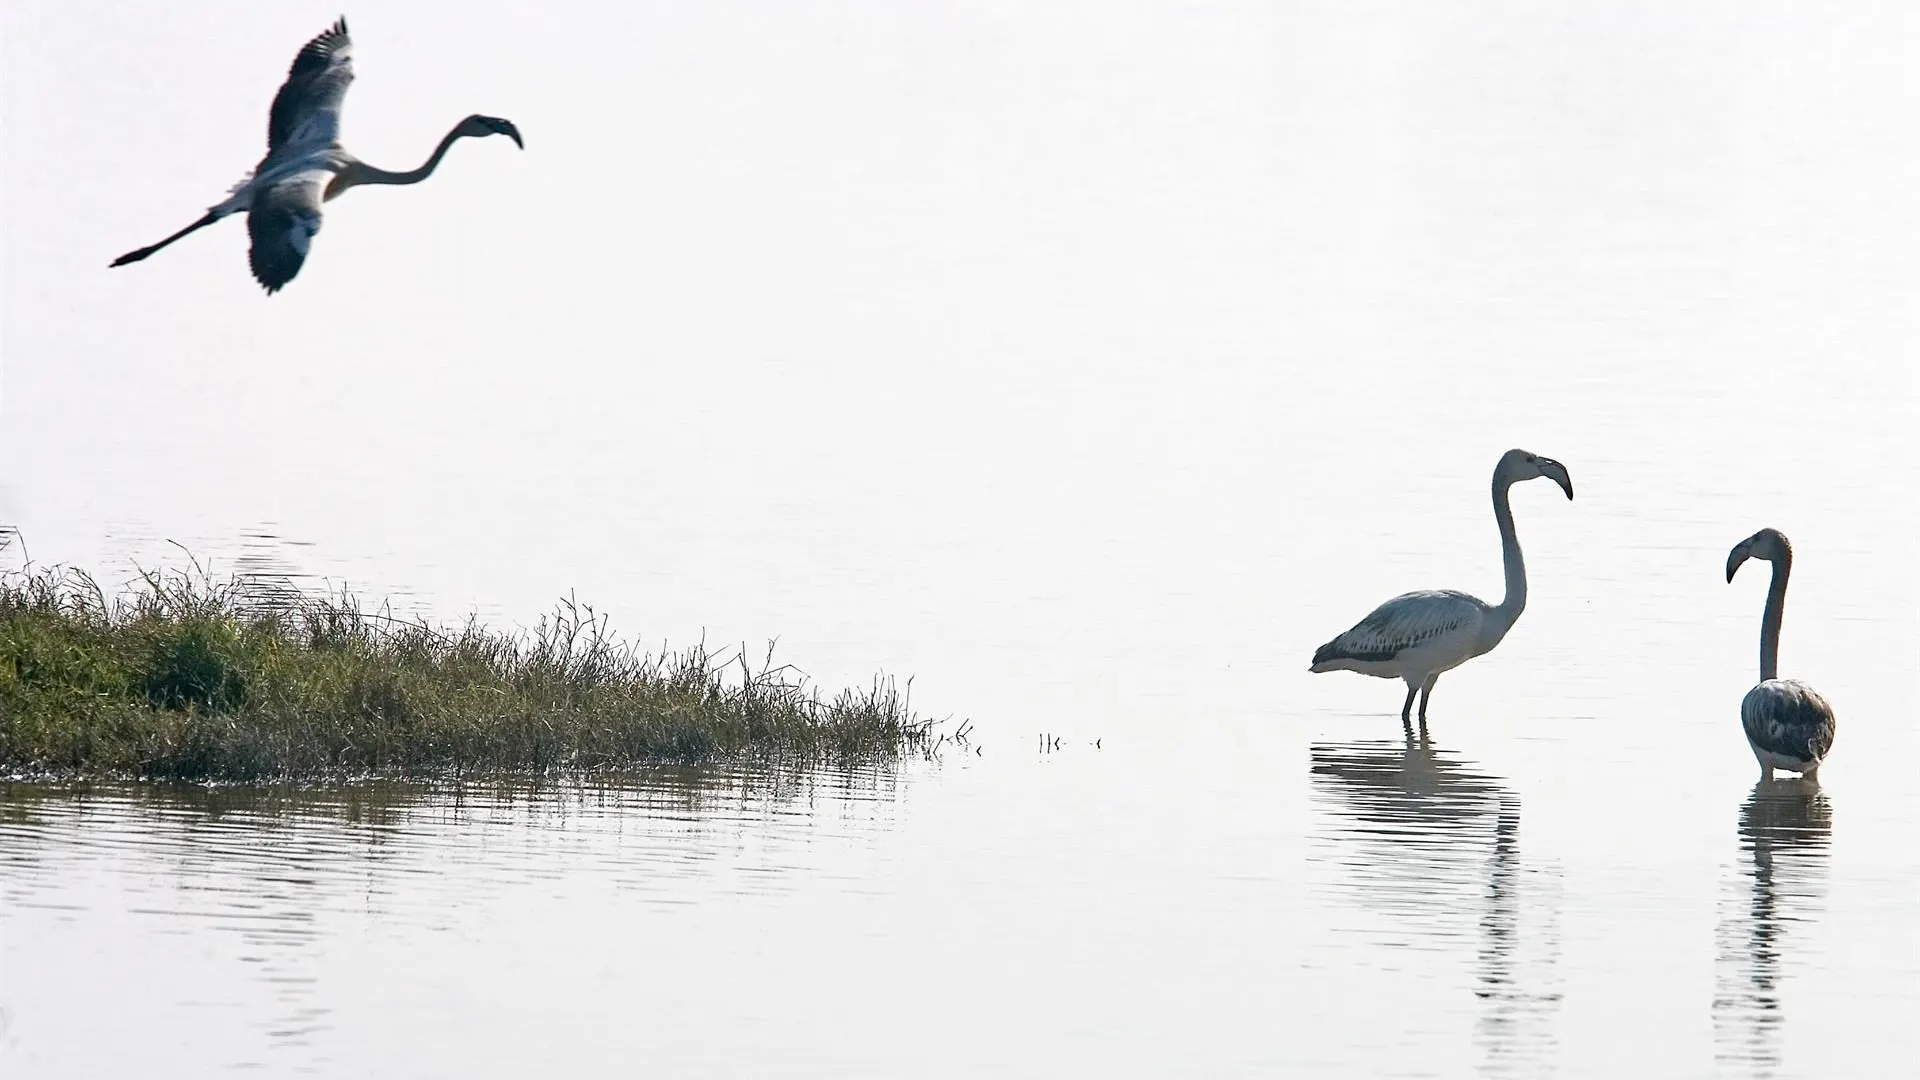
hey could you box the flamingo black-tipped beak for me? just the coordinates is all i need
[475,116,524,149]
[1725,546,1748,583]
[1539,458,1573,500]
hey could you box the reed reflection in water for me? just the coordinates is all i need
[1713,780,1834,1076]
[1310,737,1563,1077]
[0,767,911,1074]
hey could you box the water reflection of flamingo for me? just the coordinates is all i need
[1713,779,1833,1075]
[1309,737,1562,1075]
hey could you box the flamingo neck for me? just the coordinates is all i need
[1759,552,1790,682]
[1491,474,1526,628]
[331,126,467,195]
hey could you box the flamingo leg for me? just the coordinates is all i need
[111,210,224,267]
[1399,682,1418,724]
[1418,674,1439,722]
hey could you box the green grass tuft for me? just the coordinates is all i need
[0,566,936,780]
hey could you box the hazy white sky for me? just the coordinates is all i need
[1,2,1913,716]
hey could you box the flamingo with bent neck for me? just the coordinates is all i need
[1310,448,1574,731]
[110,17,523,294]
[1726,528,1837,782]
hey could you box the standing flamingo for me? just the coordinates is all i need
[1310,449,1573,729]
[1726,528,1836,781]
[110,17,523,293]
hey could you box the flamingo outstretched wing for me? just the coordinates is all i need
[267,17,354,152]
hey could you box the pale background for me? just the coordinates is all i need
[2,3,1915,1077]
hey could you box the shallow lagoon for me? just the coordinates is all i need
[3,2,1915,1075]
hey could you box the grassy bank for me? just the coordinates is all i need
[0,566,934,780]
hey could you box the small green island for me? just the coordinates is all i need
[1,566,933,780]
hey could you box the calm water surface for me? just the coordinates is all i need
[3,713,1915,1077]
[4,3,1916,1076]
